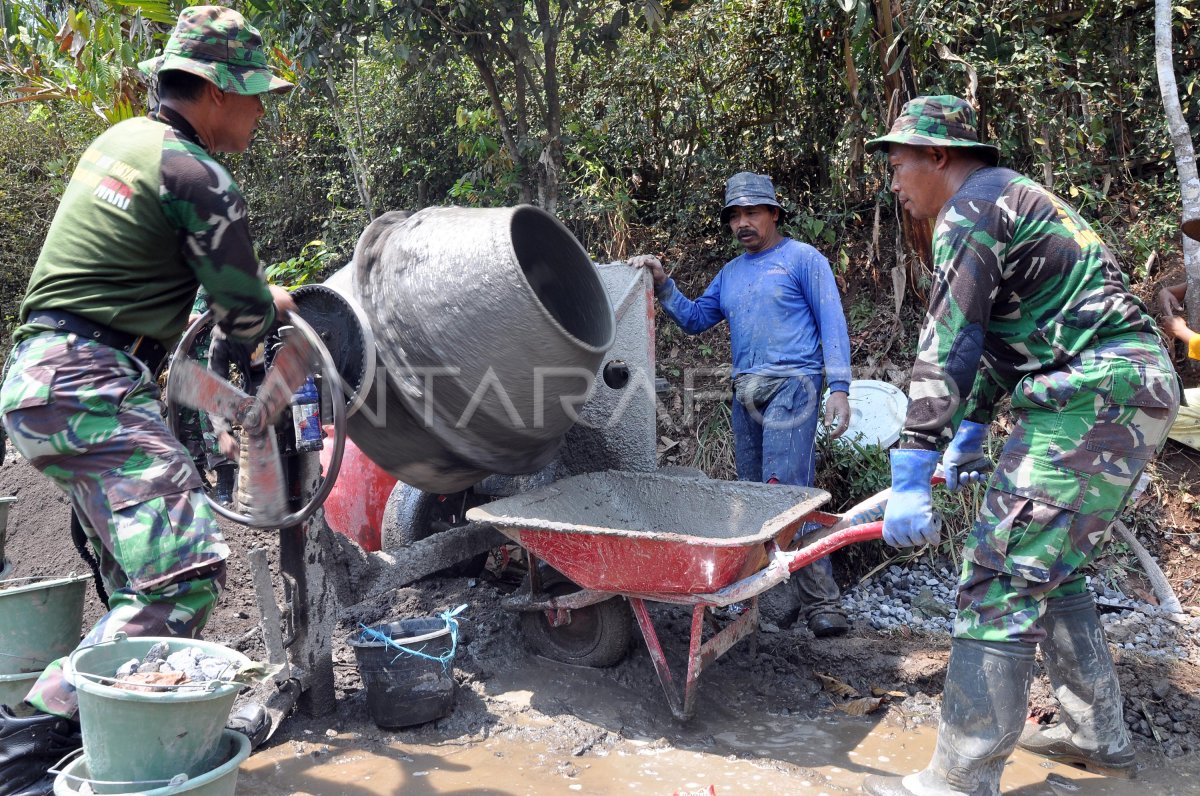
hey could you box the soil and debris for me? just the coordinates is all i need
[3,440,1200,794]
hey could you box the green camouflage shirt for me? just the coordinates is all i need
[17,106,274,346]
[902,167,1156,450]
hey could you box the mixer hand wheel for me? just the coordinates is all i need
[166,310,347,529]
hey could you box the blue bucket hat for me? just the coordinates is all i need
[720,172,787,224]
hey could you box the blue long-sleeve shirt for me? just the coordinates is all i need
[656,238,852,393]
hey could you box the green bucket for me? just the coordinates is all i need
[52,729,250,796]
[0,496,14,563]
[68,636,251,795]
[0,670,38,707]
[0,573,91,676]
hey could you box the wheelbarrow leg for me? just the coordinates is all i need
[630,598,687,719]
[629,597,760,721]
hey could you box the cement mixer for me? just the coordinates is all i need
[334,205,617,492]
[164,204,655,734]
[168,204,619,526]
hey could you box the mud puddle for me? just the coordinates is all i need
[236,644,1200,794]
[238,719,1200,795]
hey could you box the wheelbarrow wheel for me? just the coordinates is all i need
[521,568,632,668]
[382,483,490,577]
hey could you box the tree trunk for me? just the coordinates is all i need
[1155,0,1200,330]
[873,0,931,277]
[324,70,375,220]
[470,53,534,205]
[535,0,562,214]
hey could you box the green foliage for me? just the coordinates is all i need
[265,239,334,287]
[252,0,675,212]
[0,103,99,347]
[905,0,1198,272]
[846,294,876,333]
[690,401,735,478]
[814,435,892,514]
[1,0,173,123]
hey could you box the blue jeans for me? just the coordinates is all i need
[731,374,843,619]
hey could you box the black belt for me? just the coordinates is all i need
[27,310,169,373]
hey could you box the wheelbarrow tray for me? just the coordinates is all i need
[466,470,828,594]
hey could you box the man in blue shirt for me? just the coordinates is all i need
[630,172,854,637]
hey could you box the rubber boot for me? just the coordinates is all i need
[1017,591,1135,777]
[0,704,82,796]
[790,525,850,638]
[863,639,1035,796]
[226,702,271,749]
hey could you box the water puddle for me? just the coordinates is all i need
[239,716,1200,795]
[238,648,1199,794]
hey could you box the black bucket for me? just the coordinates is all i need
[349,616,458,729]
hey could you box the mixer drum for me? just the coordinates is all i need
[346,205,615,493]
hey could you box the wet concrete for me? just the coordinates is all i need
[467,470,827,542]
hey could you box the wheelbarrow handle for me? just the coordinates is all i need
[783,521,883,573]
[804,473,946,534]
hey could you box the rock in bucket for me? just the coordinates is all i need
[349,605,464,729]
[67,635,272,793]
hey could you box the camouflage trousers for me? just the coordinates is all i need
[954,334,1180,644]
[0,332,228,718]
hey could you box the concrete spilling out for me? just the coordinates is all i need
[340,206,616,493]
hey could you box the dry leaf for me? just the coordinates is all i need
[837,696,885,716]
[816,673,860,699]
[871,687,907,698]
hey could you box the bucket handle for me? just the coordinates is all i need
[357,604,467,671]
[66,633,239,692]
[0,571,83,586]
[49,748,191,789]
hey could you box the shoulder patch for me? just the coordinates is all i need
[94,176,133,211]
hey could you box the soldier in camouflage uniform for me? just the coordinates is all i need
[0,8,293,793]
[861,96,1180,796]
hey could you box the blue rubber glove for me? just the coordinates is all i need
[884,448,940,548]
[941,420,993,492]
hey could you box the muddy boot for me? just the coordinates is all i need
[862,639,1035,796]
[790,529,849,638]
[226,702,271,750]
[0,704,82,796]
[1017,591,1135,778]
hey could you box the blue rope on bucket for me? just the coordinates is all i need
[357,604,467,672]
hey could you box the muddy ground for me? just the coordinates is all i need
[3,442,1200,794]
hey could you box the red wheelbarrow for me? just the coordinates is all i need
[466,470,892,720]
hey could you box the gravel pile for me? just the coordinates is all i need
[836,559,1200,757]
[115,641,237,682]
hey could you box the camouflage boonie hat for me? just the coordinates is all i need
[138,6,293,96]
[867,95,999,166]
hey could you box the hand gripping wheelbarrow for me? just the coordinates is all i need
[467,470,901,721]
